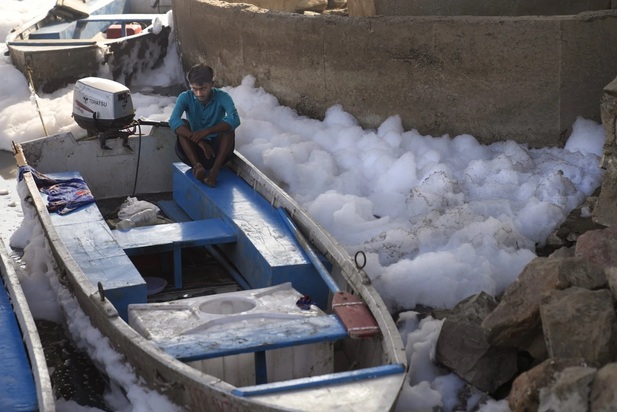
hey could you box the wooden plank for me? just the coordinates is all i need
[158,200,191,222]
[44,171,147,320]
[112,219,237,253]
[154,314,347,361]
[113,219,237,289]
[49,201,145,292]
[347,0,376,16]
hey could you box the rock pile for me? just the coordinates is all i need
[435,224,617,411]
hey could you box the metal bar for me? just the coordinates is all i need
[232,364,406,397]
[278,207,340,293]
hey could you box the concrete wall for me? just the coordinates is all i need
[375,0,613,17]
[172,0,617,147]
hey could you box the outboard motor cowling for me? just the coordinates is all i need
[73,77,134,132]
[72,77,135,149]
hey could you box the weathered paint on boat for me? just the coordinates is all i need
[15,127,407,411]
[6,0,170,93]
[0,238,55,412]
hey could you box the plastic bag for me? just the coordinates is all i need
[116,208,158,229]
[117,196,160,220]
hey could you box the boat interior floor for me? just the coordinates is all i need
[96,193,241,303]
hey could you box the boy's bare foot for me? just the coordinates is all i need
[193,163,206,181]
[204,170,218,187]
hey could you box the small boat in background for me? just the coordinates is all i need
[5,0,170,93]
[0,238,55,412]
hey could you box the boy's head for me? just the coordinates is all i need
[187,63,214,85]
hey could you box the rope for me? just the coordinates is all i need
[25,67,49,137]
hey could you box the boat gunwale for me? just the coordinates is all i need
[6,13,167,48]
[0,237,56,412]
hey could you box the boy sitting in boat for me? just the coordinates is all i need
[169,63,241,187]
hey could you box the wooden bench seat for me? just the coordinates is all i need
[155,314,347,362]
[112,219,237,288]
[151,313,347,385]
[171,162,330,308]
[44,171,146,321]
[28,22,76,40]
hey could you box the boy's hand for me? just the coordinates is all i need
[198,141,214,159]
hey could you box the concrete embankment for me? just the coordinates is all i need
[172,0,617,147]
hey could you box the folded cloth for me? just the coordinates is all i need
[18,166,95,215]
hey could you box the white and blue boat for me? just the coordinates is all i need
[12,77,407,411]
[5,0,170,93]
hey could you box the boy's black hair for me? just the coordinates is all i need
[187,63,214,85]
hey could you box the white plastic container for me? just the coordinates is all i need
[128,283,335,386]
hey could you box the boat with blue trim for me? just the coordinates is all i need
[5,0,170,93]
[11,77,407,411]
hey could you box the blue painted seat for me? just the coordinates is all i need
[153,312,347,385]
[44,171,147,321]
[156,314,348,362]
[112,218,237,288]
[152,310,405,389]
[172,162,330,308]
[28,22,77,40]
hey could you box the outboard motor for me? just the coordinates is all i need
[72,77,135,149]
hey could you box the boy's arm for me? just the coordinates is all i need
[219,91,241,130]
[168,92,189,132]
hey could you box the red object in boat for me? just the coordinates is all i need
[332,291,381,339]
[107,24,142,39]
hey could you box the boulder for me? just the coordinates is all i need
[482,257,606,348]
[590,363,617,411]
[538,366,596,412]
[435,292,517,393]
[508,358,586,412]
[540,288,617,366]
[575,225,617,267]
[605,266,617,299]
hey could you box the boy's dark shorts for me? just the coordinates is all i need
[175,132,235,170]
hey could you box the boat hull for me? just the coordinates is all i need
[9,29,170,93]
[0,239,55,412]
[15,128,407,411]
[6,1,170,93]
